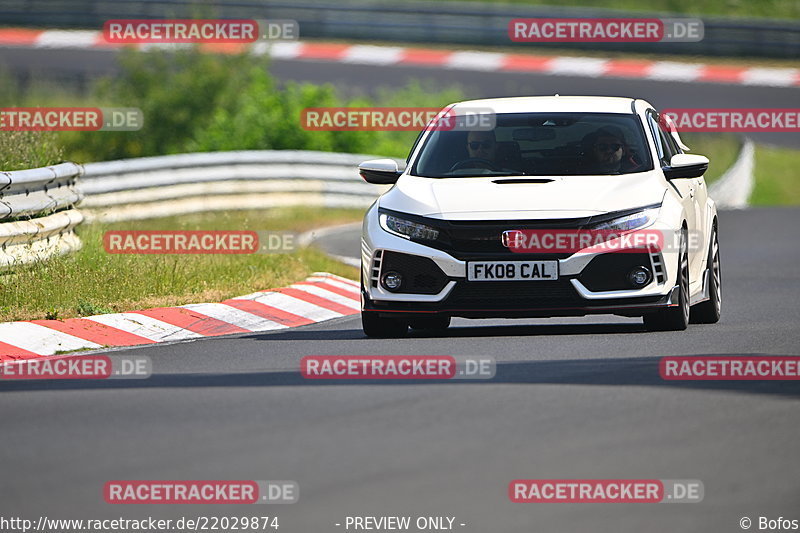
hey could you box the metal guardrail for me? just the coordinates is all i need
[0,150,390,266]
[0,162,83,219]
[708,138,754,210]
[0,162,84,268]
[2,0,799,58]
[80,150,392,222]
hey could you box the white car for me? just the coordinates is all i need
[358,96,721,337]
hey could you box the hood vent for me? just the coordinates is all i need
[491,178,555,184]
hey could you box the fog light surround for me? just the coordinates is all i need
[627,266,652,288]
[381,271,403,291]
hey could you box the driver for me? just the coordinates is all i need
[466,130,497,162]
[450,129,518,173]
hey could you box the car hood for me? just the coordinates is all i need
[379,172,667,220]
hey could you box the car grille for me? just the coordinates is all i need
[447,280,583,309]
[425,218,591,259]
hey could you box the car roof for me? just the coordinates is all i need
[450,96,641,115]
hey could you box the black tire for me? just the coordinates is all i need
[643,229,690,332]
[690,226,722,324]
[362,312,408,338]
[409,315,451,331]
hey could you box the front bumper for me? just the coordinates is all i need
[363,282,680,319]
[361,207,680,319]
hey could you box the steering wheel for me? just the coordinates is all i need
[449,158,504,172]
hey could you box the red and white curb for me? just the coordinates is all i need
[0,28,798,88]
[0,272,360,361]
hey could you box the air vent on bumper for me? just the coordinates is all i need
[380,251,449,294]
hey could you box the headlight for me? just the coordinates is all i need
[379,213,440,240]
[591,207,660,232]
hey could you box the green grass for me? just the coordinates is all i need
[0,71,77,170]
[751,145,800,205]
[0,206,362,322]
[0,131,64,171]
[430,0,800,19]
[681,133,741,184]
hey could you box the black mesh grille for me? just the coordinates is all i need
[447,280,582,309]
[439,219,587,259]
[381,251,449,294]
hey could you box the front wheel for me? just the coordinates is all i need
[362,312,408,338]
[643,229,690,332]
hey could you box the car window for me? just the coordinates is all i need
[412,112,653,177]
[658,116,682,161]
[658,122,679,164]
[658,113,684,156]
[647,110,682,166]
[657,129,677,165]
[646,111,664,162]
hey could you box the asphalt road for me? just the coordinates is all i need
[2,207,799,532]
[2,47,799,148]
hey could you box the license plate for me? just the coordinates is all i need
[467,261,559,281]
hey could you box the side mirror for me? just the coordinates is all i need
[359,159,403,184]
[663,153,709,180]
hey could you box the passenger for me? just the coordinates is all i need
[580,126,639,174]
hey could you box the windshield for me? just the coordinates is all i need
[412,112,653,177]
